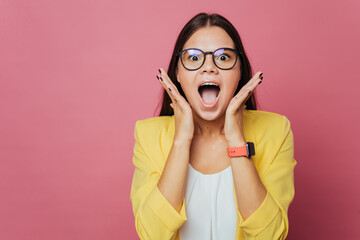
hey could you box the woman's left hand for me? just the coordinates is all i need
[224,71,263,146]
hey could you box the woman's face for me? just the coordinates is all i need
[176,26,241,121]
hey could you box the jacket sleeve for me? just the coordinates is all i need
[130,120,187,240]
[237,115,297,240]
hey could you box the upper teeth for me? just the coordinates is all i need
[201,82,219,87]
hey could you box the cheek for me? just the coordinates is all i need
[179,79,196,100]
[178,71,196,95]
[226,71,241,90]
[223,82,239,100]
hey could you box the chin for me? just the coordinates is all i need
[194,107,225,122]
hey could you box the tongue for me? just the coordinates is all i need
[201,88,218,105]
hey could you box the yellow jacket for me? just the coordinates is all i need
[130,109,297,240]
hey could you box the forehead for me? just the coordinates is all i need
[183,26,235,50]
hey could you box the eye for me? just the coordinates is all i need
[188,55,200,61]
[185,49,202,62]
[217,54,231,61]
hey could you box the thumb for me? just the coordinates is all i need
[170,103,174,109]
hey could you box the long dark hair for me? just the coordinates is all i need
[156,12,258,116]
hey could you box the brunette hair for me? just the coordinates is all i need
[156,12,258,116]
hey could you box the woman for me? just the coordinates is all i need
[130,12,297,240]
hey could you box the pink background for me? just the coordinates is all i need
[1,0,359,239]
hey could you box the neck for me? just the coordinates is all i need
[193,113,226,139]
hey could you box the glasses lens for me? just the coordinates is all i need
[214,48,238,69]
[181,49,204,70]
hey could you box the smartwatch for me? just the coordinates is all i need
[227,142,255,158]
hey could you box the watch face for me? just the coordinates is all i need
[247,142,255,156]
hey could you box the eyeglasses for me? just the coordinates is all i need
[177,47,242,71]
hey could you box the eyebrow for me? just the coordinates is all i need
[183,47,235,51]
[183,46,236,52]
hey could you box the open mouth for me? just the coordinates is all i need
[198,83,220,107]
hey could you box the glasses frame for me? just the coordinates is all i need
[176,47,242,71]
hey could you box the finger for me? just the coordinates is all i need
[243,90,253,103]
[234,71,263,100]
[158,68,181,95]
[233,86,253,104]
[157,75,177,103]
[240,89,253,103]
[241,71,263,91]
[230,87,253,112]
[157,75,176,102]
[247,72,263,89]
[158,68,186,105]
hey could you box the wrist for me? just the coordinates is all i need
[226,137,246,148]
[173,137,193,146]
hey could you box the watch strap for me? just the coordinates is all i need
[227,142,255,158]
[227,144,248,158]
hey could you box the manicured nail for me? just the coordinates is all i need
[168,88,172,92]
[258,80,262,85]
[158,69,161,74]
[260,76,263,80]
[259,73,263,78]
[159,76,163,81]
[156,75,159,80]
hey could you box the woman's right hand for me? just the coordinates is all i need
[157,68,194,143]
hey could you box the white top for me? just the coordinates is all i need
[179,163,238,240]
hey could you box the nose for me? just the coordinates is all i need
[200,53,218,73]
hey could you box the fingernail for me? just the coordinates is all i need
[159,76,163,81]
[260,76,263,80]
[156,75,159,80]
[259,73,263,78]
[168,88,172,92]
[158,69,161,74]
[259,80,262,85]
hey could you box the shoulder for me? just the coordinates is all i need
[245,110,294,170]
[245,109,292,135]
[134,115,174,137]
[135,115,174,128]
[133,116,175,170]
[133,115,175,153]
